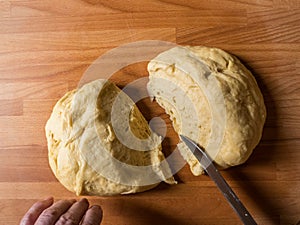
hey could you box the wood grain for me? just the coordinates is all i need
[0,0,299,225]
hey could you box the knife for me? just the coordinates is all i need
[180,135,257,225]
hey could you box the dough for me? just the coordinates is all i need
[45,79,176,196]
[147,46,266,175]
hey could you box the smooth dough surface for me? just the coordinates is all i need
[45,79,176,196]
[147,46,266,175]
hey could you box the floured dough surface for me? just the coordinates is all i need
[147,46,266,175]
[45,79,176,196]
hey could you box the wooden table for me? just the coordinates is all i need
[0,1,299,224]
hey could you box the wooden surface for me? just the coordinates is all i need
[0,1,299,225]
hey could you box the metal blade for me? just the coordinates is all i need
[180,135,257,225]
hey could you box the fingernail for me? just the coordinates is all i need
[79,198,88,204]
[92,205,102,212]
[43,196,54,201]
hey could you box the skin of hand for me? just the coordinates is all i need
[20,197,103,225]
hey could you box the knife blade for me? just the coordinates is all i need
[180,135,257,225]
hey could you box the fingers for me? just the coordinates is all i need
[34,199,76,225]
[20,197,54,225]
[55,198,89,225]
[20,198,103,225]
[81,205,103,225]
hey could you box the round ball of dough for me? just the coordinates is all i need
[147,46,266,175]
[45,79,175,196]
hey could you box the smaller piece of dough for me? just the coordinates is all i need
[147,46,266,175]
[45,79,176,196]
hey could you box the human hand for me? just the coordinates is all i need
[20,197,103,225]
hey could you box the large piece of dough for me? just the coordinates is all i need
[147,46,266,175]
[45,79,176,196]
